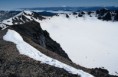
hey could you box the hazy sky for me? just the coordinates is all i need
[0,0,118,10]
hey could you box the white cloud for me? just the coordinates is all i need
[40,14,118,75]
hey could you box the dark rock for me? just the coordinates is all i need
[114,11,118,21]
[73,12,78,15]
[91,68,118,77]
[88,11,93,15]
[102,12,112,21]
[66,14,69,18]
[87,11,94,17]
[78,14,83,17]
[96,8,109,15]
[32,11,45,20]
[96,8,118,21]
[78,11,85,17]
[0,27,2,30]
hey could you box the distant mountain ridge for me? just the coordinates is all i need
[21,6,118,11]
[0,8,118,26]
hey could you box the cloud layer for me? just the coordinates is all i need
[40,14,118,75]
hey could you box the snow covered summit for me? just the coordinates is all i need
[5,10,44,25]
[0,10,44,30]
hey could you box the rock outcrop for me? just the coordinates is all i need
[9,21,71,61]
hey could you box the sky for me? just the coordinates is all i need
[0,0,118,10]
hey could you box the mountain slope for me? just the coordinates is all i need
[0,31,80,77]
[0,22,92,77]
[3,29,93,77]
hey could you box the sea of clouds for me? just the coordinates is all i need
[40,14,118,75]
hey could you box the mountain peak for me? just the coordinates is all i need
[0,10,45,30]
[23,10,33,15]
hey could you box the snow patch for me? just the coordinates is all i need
[24,10,33,15]
[3,29,94,77]
[0,23,7,30]
[2,18,13,25]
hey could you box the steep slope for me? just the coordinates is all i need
[10,20,71,61]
